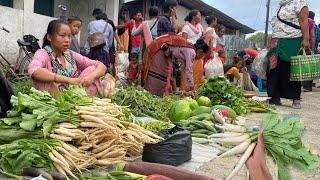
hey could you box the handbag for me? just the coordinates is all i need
[87,22,108,48]
[290,49,320,81]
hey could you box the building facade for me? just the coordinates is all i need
[0,0,254,62]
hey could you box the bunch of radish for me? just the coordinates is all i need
[208,113,319,180]
[48,98,164,179]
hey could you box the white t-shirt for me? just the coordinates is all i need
[271,0,307,38]
[182,24,203,44]
[205,27,217,48]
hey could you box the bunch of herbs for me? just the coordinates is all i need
[197,76,248,115]
[111,88,179,122]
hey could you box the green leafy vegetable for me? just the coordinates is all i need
[1,87,87,137]
[138,120,173,133]
[9,77,32,95]
[111,87,180,121]
[197,76,248,115]
[259,114,318,180]
[0,139,60,175]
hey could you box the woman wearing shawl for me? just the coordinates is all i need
[143,34,208,96]
[268,0,309,108]
[181,10,204,90]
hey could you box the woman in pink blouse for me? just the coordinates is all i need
[28,19,109,97]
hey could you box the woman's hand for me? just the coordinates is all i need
[80,76,95,87]
[246,132,272,180]
[68,78,81,85]
[302,38,310,49]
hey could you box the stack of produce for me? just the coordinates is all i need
[0,86,163,179]
[197,76,249,115]
[169,97,241,153]
[111,87,179,122]
[8,76,32,95]
[208,114,318,180]
[246,99,276,113]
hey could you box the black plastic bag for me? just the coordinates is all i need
[142,126,192,166]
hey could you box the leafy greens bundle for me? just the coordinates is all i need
[197,76,248,115]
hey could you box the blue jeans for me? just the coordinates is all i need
[131,46,142,64]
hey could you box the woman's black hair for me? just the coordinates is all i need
[217,24,226,32]
[194,38,209,53]
[163,0,178,14]
[42,19,69,48]
[117,27,126,36]
[107,19,116,32]
[96,13,108,20]
[68,16,82,24]
[309,11,315,20]
[149,6,159,17]
[184,9,200,22]
[205,15,217,25]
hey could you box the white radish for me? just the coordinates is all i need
[215,124,246,133]
[51,149,70,169]
[224,124,246,133]
[49,134,72,141]
[208,132,243,138]
[226,142,256,180]
[212,109,225,124]
[219,139,251,158]
[58,123,77,129]
[54,128,76,138]
[211,134,250,146]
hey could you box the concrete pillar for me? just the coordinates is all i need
[106,0,120,25]
[13,0,24,10]
[23,0,34,13]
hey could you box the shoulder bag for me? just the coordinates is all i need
[87,22,108,48]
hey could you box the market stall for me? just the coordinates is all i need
[0,76,318,180]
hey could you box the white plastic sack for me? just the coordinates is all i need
[115,52,129,88]
[238,72,259,91]
[204,53,224,78]
[116,52,129,74]
[252,49,268,80]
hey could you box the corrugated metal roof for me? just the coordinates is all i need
[178,0,255,34]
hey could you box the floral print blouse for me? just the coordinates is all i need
[271,0,307,38]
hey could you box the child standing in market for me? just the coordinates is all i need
[68,16,82,53]
[127,53,139,86]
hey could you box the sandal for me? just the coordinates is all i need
[292,100,302,109]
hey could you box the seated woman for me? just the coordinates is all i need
[224,56,244,82]
[28,19,109,97]
[143,34,208,96]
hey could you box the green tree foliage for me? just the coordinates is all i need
[247,32,271,44]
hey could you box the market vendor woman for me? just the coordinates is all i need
[143,34,208,96]
[28,20,108,97]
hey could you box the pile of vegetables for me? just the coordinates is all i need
[49,99,163,179]
[0,86,163,179]
[246,99,276,113]
[208,113,318,180]
[197,76,249,115]
[1,87,90,137]
[8,76,32,95]
[111,87,179,121]
[0,139,60,177]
